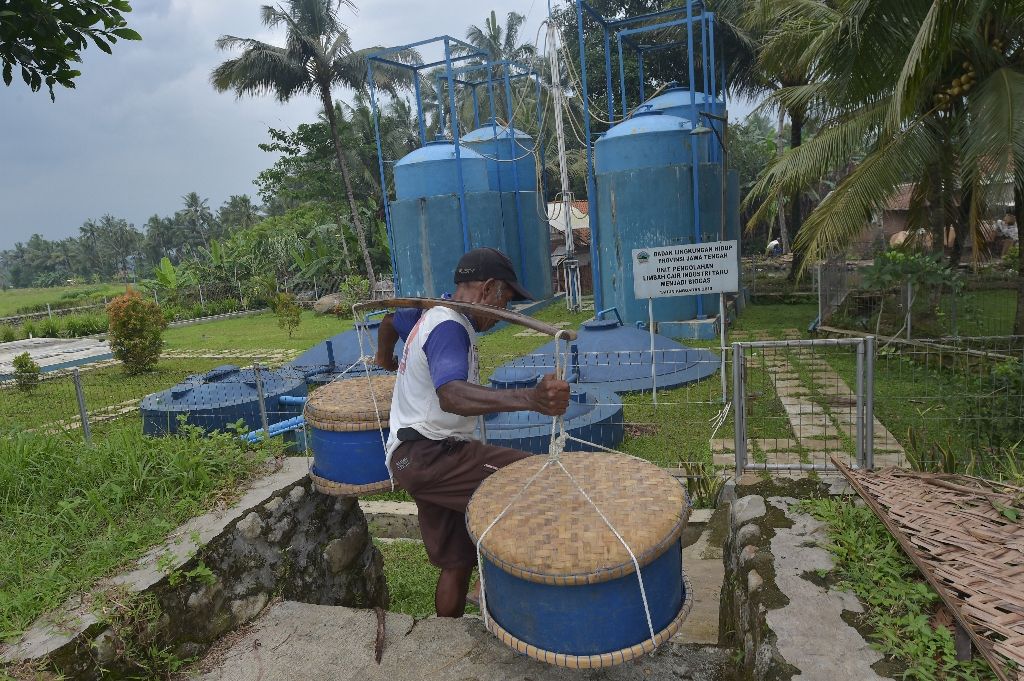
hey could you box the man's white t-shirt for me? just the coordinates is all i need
[385,306,479,471]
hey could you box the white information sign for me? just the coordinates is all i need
[632,240,739,299]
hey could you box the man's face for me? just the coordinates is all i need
[475,278,516,330]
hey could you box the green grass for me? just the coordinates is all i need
[800,498,998,680]
[0,283,125,317]
[0,428,269,641]
[162,311,352,352]
[733,301,816,337]
[0,358,243,433]
[373,539,478,618]
[942,288,1016,337]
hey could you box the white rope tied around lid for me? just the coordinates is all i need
[351,306,395,492]
[475,329,662,651]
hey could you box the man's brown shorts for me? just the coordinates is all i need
[390,438,530,569]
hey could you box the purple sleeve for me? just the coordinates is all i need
[422,320,471,389]
[391,309,422,341]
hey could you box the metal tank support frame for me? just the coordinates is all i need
[573,1,727,316]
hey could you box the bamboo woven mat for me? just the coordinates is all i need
[304,374,395,431]
[466,452,688,585]
[834,459,1024,681]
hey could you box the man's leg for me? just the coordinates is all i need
[436,565,474,617]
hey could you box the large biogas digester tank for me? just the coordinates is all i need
[461,121,553,300]
[390,139,506,298]
[594,110,740,325]
[642,85,726,163]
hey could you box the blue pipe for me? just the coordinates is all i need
[603,29,615,124]
[413,75,427,144]
[445,38,472,254]
[687,0,704,318]
[616,34,627,120]
[637,47,645,102]
[243,415,306,443]
[471,85,480,127]
[278,395,308,406]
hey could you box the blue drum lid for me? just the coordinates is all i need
[139,365,306,411]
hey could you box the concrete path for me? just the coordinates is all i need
[195,601,733,681]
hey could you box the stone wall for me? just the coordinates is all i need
[719,491,796,681]
[1,459,387,679]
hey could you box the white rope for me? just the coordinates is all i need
[351,307,395,492]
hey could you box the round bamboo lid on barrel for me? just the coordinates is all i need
[466,452,688,585]
[304,374,396,432]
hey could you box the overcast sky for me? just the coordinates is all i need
[0,0,757,251]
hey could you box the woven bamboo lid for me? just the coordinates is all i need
[466,452,688,585]
[304,375,396,431]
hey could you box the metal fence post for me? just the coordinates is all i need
[732,342,746,478]
[906,280,913,340]
[864,335,875,470]
[817,263,823,324]
[253,362,270,441]
[855,340,865,468]
[72,368,91,445]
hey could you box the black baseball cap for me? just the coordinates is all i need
[454,247,534,301]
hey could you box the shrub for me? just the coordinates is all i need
[332,276,372,319]
[106,291,167,375]
[271,292,301,338]
[38,317,61,337]
[60,314,108,338]
[12,352,40,391]
[21,320,38,338]
[0,325,16,343]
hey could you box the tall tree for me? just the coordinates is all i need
[211,0,414,285]
[0,0,140,99]
[217,195,262,234]
[744,0,1024,326]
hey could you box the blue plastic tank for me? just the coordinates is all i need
[461,119,536,192]
[641,85,725,162]
[594,112,711,324]
[482,376,623,453]
[492,317,719,393]
[140,365,307,435]
[393,139,490,201]
[287,319,401,384]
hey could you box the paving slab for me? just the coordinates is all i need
[196,601,734,681]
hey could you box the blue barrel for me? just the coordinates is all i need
[305,374,396,496]
[466,453,691,667]
[140,365,306,435]
[483,374,623,453]
[492,317,719,394]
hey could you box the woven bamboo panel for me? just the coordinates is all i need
[837,462,1024,681]
[309,470,400,497]
[466,452,688,585]
[304,375,395,431]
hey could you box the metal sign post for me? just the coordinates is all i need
[632,240,740,404]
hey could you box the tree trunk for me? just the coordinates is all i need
[1013,184,1024,334]
[333,208,354,273]
[787,108,805,282]
[949,183,971,267]
[775,106,790,253]
[320,87,377,285]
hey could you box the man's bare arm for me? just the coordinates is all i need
[437,374,570,417]
[374,314,400,371]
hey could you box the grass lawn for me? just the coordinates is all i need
[733,301,816,337]
[162,311,352,353]
[0,428,270,641]
[0,283,125,317]
[0,358,242,433]
[374,539,477,618]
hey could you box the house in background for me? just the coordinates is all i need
[547,200,593,295]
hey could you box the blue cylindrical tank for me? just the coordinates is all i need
[393,139,490,201]
[140,365,307,435]
[641,85,725,163]
[462,121,552,301]
[594,111,704,324]
[482,377,623,453]
[390,137,507,297]
[462,119,536,192]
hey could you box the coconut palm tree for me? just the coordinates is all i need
[744,0,1024,323]
[211,0,414,285]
